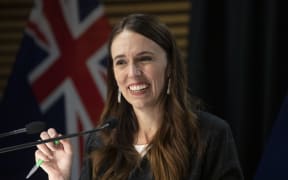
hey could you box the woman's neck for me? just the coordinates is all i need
[133,105,163,145]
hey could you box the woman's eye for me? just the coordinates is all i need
[115,59,126,66]
[139,56,152,61]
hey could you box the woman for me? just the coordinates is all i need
[34,14,243,180]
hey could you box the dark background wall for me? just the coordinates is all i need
[188,0,287,179]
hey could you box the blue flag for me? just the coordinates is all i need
[0,0,111,179]
[254,92,288,179]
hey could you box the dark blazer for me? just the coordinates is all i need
[79,111,244,180]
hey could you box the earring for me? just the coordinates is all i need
[167,78,171,94]
[118,89,121,103]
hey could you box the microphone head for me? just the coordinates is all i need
[105,117,118,129]
[25,121,46,134]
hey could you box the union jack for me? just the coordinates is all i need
[0,0,111,179]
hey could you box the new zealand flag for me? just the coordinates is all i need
[0,0,111,179]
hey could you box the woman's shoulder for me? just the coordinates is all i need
[197,111,231,132]
[190,113,244,179]
[196,111,234,142]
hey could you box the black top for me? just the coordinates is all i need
[79,111,244,180]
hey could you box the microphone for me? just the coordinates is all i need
[0,121,46,138]
[0,117,118,154]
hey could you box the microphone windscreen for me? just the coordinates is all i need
[106,117,118,129]
[25,121,46,134]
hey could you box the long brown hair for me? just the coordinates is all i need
[91,13,201,180]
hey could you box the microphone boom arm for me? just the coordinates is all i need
[0,123,109,154]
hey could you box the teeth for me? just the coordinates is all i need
[129,84,148,91]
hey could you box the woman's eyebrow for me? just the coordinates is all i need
[135,51,154,56]
[113,54,125,60]
[113,51,154,61]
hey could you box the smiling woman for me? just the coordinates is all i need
[111,30,168,112]
[33,13,244,180]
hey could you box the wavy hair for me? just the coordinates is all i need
[90,13,201,180]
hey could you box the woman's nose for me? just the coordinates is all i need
[128,64,141,77]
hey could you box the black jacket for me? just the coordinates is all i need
[79,112,244,180]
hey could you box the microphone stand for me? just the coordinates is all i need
[0,123,109,154]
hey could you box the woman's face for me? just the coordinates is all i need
[111,30,168,110]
